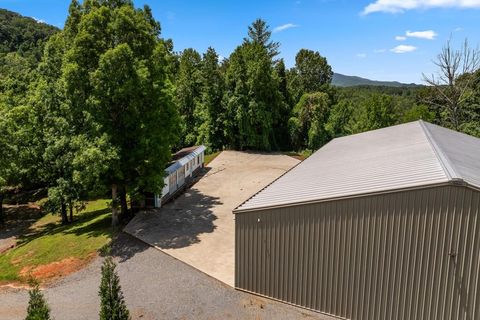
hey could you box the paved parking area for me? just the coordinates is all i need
[124,151,299,286]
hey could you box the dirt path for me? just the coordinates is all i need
[124,151,300,286]
[0,233,330,320]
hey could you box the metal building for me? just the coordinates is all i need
[234,121,480,320]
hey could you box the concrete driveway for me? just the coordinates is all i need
[124,151,299,286]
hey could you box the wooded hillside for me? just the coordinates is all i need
[0,9,58,60]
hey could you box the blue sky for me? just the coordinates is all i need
[2,0,479,83]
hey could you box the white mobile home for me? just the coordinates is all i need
[154,145,206,207]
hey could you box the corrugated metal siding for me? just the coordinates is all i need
[235,185,480,320]
[237,121,450,211]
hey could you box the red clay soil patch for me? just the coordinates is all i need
[20,254,96,282]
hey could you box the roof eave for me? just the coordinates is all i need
[233,180,471,214]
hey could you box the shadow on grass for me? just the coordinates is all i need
[14,208,112,248]
[0,204,45,242]
[62,209,112,238]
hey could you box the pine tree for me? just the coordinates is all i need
[196,47,225,150]
[244,18,280,59]
[224,42,284,150]
[99,257,130,320]
[25,283,51,320]
[175,48,202,146]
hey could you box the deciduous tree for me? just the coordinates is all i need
[353,94,398,133]
[288,49,333,103]
[289,92,331,150]
[423,39,480,131]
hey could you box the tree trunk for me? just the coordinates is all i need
[111,184,119,227]
[60,202,68,225]
[119,185,129,219]
[69,202,74,223]
[0,193,4,225]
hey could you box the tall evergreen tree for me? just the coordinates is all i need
[273,59,292,148]
[175,48,202,147]
[196,47,225,150]
[244,18,280,59]
[99,257,130,320]
[25,283,51,320]
[58,0,179,225]
[224,43,283,150]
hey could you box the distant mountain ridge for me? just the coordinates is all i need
[332,73,421,88]
[0,8,58,59]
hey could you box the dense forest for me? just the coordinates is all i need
[0,1,479,225]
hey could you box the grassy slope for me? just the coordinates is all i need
[0,199,112,284]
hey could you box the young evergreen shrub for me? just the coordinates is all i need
[25,282,51,320]
[99,257,130,320]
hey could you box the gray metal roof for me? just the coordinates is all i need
[235,121,480,212]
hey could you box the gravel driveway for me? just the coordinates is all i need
[0,233,330,320]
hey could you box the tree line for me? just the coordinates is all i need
[172,30,480,151]
[0,0,479,226]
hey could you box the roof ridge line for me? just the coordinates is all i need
[418,120,462,182]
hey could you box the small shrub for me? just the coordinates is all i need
[25,282,51,320]
[99,257,130,320]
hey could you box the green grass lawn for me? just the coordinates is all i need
[0,199,113,284]
[205,151,221,165]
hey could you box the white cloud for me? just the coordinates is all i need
[357,53,367,58]
[374,48,387,53]
[362,0,480,15]
[273,23,298,33]
[454,27,464,32]
[406,30,437,40]
[395,35,407,41]
[390,45,417,53]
